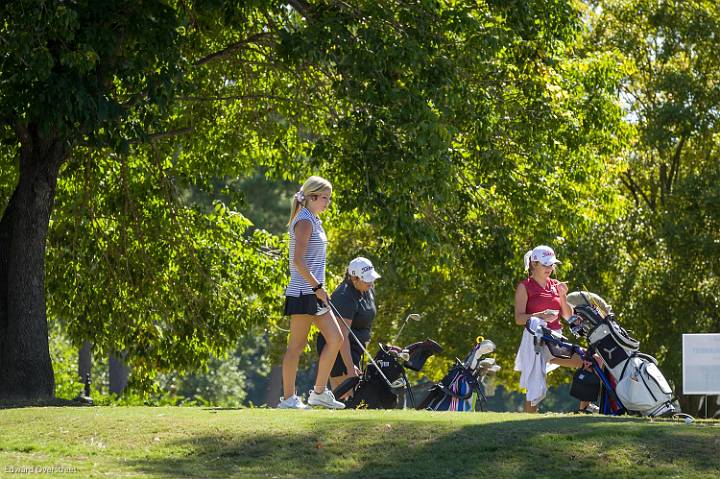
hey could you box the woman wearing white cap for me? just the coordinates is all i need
[513,245,590,413]
[317,257,381,391]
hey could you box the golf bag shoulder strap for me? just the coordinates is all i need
[633,352,658,365]
[619,355,632,379]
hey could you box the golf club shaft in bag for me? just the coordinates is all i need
[324,298,404,391]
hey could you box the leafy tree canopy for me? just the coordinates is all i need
[571,0,720,408]
[1,0,671,400]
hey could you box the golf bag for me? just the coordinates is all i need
[566,292,676,417]
[334,339,442,409]
[417,339,500,412]
[526,320,620,413]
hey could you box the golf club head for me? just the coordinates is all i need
[393,313,421,344]
[478,358,496,369]
[390,378,406,392]
[467,346,482,369]
[476,339,496,355]
[487,364,501,374]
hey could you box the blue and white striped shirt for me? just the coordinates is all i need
[285,208,327,297]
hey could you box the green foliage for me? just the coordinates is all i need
[47,146,287,385]
[591,0,720,210]
[171,356,249,407]
[8,0,715,405]
[570,0,720,400]
[48,322,83,401]
[229,169,298,236]
[275,0,628,385]
[0,0,184,144]
[44,0,630,392]
[164,325,274,407]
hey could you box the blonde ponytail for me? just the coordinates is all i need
[287,175,332,226]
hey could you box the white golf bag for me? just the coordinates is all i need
[567,292,676,417]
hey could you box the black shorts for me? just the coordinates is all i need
[284,294,329,316]
[316,334,364,378]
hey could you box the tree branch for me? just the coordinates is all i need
[287,0,311,16]
[619,174,639,207]
[668,134,686,192]
[178,94,317,109]
[620,171,654,211]
[193,32,276,67]
[128,127,193,145]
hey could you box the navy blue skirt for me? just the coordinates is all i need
[284,294,329,316]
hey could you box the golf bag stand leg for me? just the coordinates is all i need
[402,370,415,408]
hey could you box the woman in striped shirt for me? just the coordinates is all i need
[278,176,346,409]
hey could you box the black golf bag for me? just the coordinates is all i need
[417,339,500,412]
[566,291,676,417]
[334,339,442,409]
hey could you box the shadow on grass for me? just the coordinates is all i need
[0,398,91,409]
[200,406,273,411]
[127,414,720,479]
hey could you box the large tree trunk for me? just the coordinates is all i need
[0,124,66,400]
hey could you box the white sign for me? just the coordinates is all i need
[683,334,720,395]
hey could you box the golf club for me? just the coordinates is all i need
[392,312,421,344]
[478,357,496,369]
[465,339,496,369]
[325,298,406,391]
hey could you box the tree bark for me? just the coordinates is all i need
[0,191,15,393]
[0,124,66,400]
[265,365,283,407]
[109,352,129,396]
[78,341,92,381]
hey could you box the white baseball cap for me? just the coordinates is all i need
[530,245,561,266]
[348,257,381,283]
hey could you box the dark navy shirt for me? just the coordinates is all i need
[331,278,376,345]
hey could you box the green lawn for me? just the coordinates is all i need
[0,407,718,478]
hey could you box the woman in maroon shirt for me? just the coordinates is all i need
[514,245,588,413]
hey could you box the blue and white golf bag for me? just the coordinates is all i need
[567,292,676,417]
[417,339,500,412]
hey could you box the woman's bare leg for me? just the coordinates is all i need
[312,311,344,392]
[282,314,314,399]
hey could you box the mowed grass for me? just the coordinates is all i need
[0,407,719,478]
